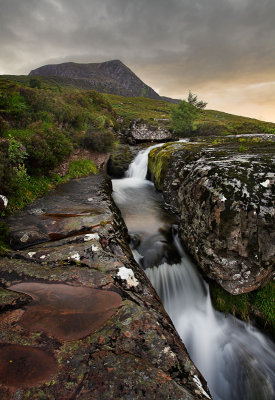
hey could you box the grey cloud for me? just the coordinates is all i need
[0,0,274,121]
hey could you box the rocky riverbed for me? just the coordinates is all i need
[148,135,274,296]
[0,174,211,399]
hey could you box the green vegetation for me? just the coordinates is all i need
[0,77,118,215]
[197,109,275,136]
[104,93,172,128]
[4,75,274,136]
[171,101,198,135]
[210,281,275,333]
[68,159,97,178]
[105,92,275,136]
[170,92,208,136]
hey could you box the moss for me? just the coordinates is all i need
[107,144,133,177]
[210,280,275,333]
[148,145,175,189]
[254,282,275,328]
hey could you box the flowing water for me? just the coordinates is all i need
[112,144,275,400]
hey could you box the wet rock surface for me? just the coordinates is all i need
[9,283,122,341]
[148,136,275,294]
[0,344,58,388]
[0,174,210,399]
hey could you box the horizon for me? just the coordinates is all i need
[0,0,274,123]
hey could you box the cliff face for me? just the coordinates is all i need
[0,173,211,399]
[29,60,161,100]
[148,135,275,295]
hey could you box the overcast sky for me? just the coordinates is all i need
[0,0,274,122]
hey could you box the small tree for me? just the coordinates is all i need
[187,91,207,109]
[171,92,207,136]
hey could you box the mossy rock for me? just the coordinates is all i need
[209,280,275,334]
[107,144,134,178]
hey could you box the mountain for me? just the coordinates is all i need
[29,60,162,100]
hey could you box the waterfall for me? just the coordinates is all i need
[126,143,164,179]
[112,143,275,400]
[145,235,275,400]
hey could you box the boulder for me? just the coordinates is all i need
[148,135,275,295]
[128,119,173,143]
[107,144,135,178]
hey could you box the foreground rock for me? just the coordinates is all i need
[0,174,211,399]
[148,135,275,295]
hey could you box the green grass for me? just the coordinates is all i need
[68,159,97,178]
[105,93,275,135]
[196,109,275,135]
[104,93,173,128]
[5,159,98,215]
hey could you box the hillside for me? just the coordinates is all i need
[104,93,275,134]
[0,77,119,218]
[5,74,275,135]
[29,60,161,100]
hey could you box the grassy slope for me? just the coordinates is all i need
[105,93,275,135]
[5,74,275,133]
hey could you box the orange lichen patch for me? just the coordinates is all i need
[9,283,122,341]
[0,344,57,388]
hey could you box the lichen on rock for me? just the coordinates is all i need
[148,135,275,295]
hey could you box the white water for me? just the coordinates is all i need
[112,144,275,400]
[126,143,164,179]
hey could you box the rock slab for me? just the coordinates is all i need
[0,174,211,399]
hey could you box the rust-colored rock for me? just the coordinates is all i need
[0,344,57,388]
[9,283,122,340]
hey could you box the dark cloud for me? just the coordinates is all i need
[0,0,274,121]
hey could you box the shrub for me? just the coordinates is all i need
[29,78,41,89]
[83,128,115,153]
[8,135,28,165]
[171,100,198,135]
[0,116,9,136]
[6,92,28,114]
[23,122,73,174]
[195,123,225,136]
[0,140,18,196]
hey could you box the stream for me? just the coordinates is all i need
[112,144,275,400]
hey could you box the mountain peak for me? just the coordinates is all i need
[29,60,161,100]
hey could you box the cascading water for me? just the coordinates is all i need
[112,144,275,400]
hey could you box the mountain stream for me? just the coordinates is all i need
[112,144,275,400]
